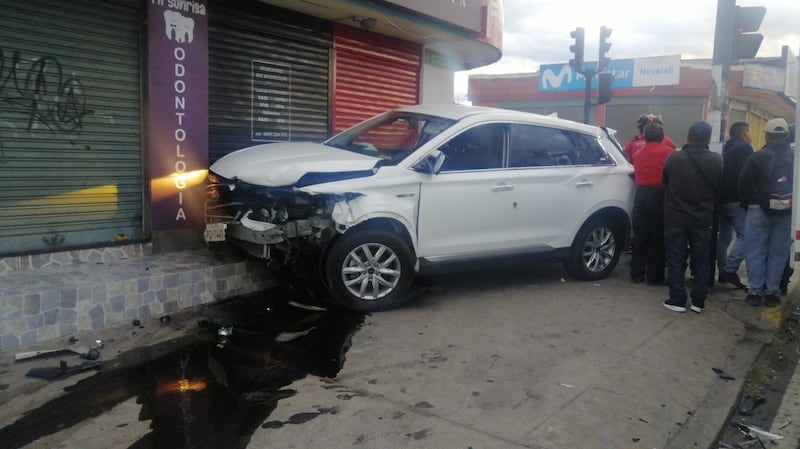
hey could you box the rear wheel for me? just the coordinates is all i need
[564,216,623,280]
[325,229,414,312]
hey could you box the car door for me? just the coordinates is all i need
[416,123,519,259]
[509,123,619,249]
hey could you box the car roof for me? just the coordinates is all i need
[394,104,603,135]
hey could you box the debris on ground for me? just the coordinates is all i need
[738,396,766,416]
[733,422,783,441]
[15,346,101,362]
[712,367,735,381]
[26,360,103,380]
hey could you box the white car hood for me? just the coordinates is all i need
[210,142,379,187]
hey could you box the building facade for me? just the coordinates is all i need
[469,54,796,151]
[0,0,503,259]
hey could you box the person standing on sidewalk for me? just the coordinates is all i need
[662,121,723,313]
[624,114,676,162]
[630,124,674,285]
[716,122,754,289]
[738,117,794,307]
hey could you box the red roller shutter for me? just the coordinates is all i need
[333,24,421,134]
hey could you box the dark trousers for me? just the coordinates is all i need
[665,226,712,306]
[631,185,665,282]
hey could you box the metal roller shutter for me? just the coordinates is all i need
[333,24,421,134]
[208,0,332,163]
[0,0,143,255]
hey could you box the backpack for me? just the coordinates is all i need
[763,146,794,215]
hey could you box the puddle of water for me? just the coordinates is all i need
[0,290,364,449]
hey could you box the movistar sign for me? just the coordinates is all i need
[539,55,681,92]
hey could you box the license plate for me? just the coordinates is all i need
[204,223,227,242]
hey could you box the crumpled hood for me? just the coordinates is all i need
[209,142,379,187]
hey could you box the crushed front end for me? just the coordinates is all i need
[204,172,343,264]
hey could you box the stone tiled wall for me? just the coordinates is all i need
[0,248,273,350]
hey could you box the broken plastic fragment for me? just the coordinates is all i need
[558,383,576,389]
[734,422,783,440]
[275,327,315,342]
[288,301,327,311]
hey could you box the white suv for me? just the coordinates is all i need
[205,105,634,311]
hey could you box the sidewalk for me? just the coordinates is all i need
[0,259,796,449]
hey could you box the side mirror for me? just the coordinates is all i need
[414,149,445,174]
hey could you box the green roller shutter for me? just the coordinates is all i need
[0,0,143,255]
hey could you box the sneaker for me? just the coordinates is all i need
[689,305,704,313]
[719,271,747,289]
[663,298,687,313]
[746,294,763,307]
[764,294,780,307]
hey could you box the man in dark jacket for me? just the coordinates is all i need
[662,121,723,313]
[738,117,793,307]
[716,122,753,289]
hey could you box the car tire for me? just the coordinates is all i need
[325,229,415,312]
[564,216,623,281]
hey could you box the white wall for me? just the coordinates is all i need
[420,61,455,104]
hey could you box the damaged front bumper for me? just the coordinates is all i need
[204,173,345,263]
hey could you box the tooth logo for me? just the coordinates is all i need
[541,65,573,89]
[164,10,195,43]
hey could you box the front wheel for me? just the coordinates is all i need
[324,229,414,312]
[564,216,623,281]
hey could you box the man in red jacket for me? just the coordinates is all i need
[624,114,676,162]
[630,124,675,284]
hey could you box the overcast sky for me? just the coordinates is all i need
[455,0,800,95]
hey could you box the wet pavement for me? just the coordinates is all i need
[0,291,364,449]
[0,258,797,449]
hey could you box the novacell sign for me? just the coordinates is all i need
[539,55,681,92]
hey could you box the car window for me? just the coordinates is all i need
[438,124,505,171]
[325,112,456,164]
[508,124,610,167]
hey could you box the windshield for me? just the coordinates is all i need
[325,111,456,164]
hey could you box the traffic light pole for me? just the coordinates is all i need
[583,69,595,124]
[710,0,735,149]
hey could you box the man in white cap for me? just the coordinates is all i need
[738,117,794,307]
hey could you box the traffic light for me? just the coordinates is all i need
[569,27,584,73]
[598,26,612,71]
[595,72,614,105]
[732,5,765,60]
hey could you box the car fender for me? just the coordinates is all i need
[330,193,419,251]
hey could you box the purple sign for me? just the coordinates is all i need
[147,0,208,230]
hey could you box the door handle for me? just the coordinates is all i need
[492,184,514,192]
[575,179,594,188]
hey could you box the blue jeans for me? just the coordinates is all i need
[716,202,747,273]
[665,226,712,305]
[743,205,792,296]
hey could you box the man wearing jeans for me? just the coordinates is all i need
[662,122,723,313]
[717,122,754,289]
[738,117,793,307]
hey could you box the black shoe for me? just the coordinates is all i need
[647,279,665,286]
[631,276,644,284]
[764,294,780,307]
[663,298,687,313]
[719,271,747,289]
[746,294,763,307]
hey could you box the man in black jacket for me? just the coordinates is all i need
[662,122,723,313]
[738,117,793,307]
[716,122,753,289]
